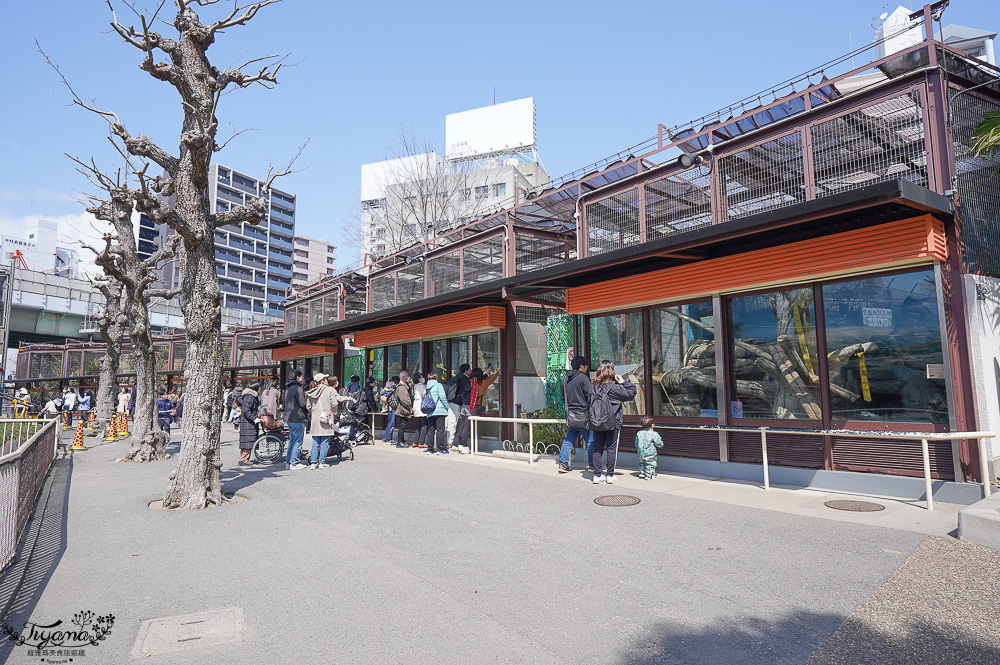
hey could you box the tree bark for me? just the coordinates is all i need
[94,277,126,435]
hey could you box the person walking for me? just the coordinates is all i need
[235,383,260,465]
[283,370,309,470]
[424,372,450,455]
[62,387,78,426]
[128,384,137,418]
[306,373,347,468]
[174,392,185,429]
[156,389,174,436]
[392,371,414,447]
[559,356,594,474]
[588,359,637,484]
[117,387,130,414]
[261,377,280,417]
[411,373,429,448]
[221,384,233,422]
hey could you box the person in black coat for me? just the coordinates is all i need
[588,359,638,485]
[236,382,260,465]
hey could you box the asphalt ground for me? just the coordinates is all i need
[0,428,996,664]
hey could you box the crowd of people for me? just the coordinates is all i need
[559,355,663,484]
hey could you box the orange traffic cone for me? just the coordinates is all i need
[62,411,69,430]
[104,415,118,442]
[118,412,130,437]
[85,410,96,432]
[70,422,86,451]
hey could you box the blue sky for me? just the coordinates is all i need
[0,0,995,269]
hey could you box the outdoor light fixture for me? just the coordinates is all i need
[676,153,705,169]
[403,256,425,266]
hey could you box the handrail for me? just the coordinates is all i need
[0,418,59,465]
[650,423,995,510]
[469,415,566,466]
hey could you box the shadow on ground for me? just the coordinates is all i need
[0,455,72,662]
[617,611,1000,665]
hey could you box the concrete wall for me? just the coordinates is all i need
[963,273,1000,478]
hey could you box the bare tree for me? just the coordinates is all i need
[77,159,182,461]
[93,274,127,431]
[358,129,508,261]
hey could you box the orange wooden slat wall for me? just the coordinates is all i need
[566,215,946,315]
[353,306,506,347]
[272,339,340,362]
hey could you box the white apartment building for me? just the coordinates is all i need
[0,218,91,279]
[360,154,549,259]
[291,235,337,287]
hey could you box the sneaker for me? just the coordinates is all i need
[317,463,330,469]
[558,464,571,473]
[310,463,318,470]
[458,446,469,454]
[285,463,291,470]
[426,450,435,455]
[606,475,616,484]
[592,475,602,484]
[587,466,595,472]
[437,450,449,455]
[289,463,308,470]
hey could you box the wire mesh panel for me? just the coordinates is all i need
[644,168,712,240]
[516,235,575,274]
[951,91,1000,276]
[719,131,806,219]
[83,351,103,376]
[463,236,504,287]
[811,90,928,197]
[369,273,395,312]
[585,188,640,256]
[427,250,460,298]
[395,263,425,306]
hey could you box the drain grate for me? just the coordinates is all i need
[594,495,641,507]
[130,608,244,658]
[824,499,885,512]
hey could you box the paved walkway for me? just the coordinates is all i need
[1,429,997,664]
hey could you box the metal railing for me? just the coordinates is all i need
[0,417,58,574]
[469,415,566,466]
[654,424,995,511]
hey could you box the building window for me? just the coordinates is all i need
[650,301,716,418]
[474,185,489,200]
[822,268,946,424]
[327,268,336,275]
[728,287,819,420]
[293,272,309,281]
[294,249,309,258]
[294,237,309,246]
[387,345,403,378]
[327,245,335,253]
[403,196,417,205]
[492,183,506,198]
[327,257,336,264]
[588,311,645,416]
[293,261,308,270]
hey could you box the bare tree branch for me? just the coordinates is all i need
[207,0,282,34]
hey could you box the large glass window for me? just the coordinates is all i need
[476,332,501,412]
[728,287,820,420]
[588,311,645,416]
[387,345,403,379]
[405,343,421,375]
[822,268,946,423]
[451,336,471,373]
[429,340,448,381]
[650,301,716,418]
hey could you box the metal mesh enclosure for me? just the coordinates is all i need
[428,250,460,297]
[370,273,395,312]
[515,305,564,375]
[395,264,424,306]
[586,188,640,255]
[463,236,504,286]
[720,131,806,219]
[644,168,712,240]
[171,343,186,371]
[83,351,103,376]
[951,91,1000,276]
[811,90,927,197]
[516,235,575,274]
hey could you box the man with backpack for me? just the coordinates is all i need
[559,356,594,473]
[445,364,470,449]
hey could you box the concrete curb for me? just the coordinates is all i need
[958,492,1000,551]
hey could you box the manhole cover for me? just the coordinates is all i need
[594,495,641,507]
[130,608,245,658]
[824,499,885,512]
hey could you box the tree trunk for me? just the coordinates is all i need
[163,242,225,508]
[95,285,124,426]
[121,299,166,462]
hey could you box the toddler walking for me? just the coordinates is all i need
[636,416,663,480]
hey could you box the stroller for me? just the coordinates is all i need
[329,392,373,454]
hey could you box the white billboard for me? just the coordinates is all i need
[445,97,535,161]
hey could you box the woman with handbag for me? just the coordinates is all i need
[588,359,637,484]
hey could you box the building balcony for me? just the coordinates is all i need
[269,264,292,277]
[269,234,293,250]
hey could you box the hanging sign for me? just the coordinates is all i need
[730,400,743,419]
[565,346,575,370]
[862,307,893,328]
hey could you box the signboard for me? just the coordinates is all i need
[700,409,719,419]
[445,98,536,161]
[565,346,575,371]
[862,307,893,328]
[926,363,946,380]
[730,400,744,419]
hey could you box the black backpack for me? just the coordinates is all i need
[387,387,399,410]
[589,383,615,432]
[351,394,369,418]
[445,377,460,403]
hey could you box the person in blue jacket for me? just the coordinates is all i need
[423,372,450,455]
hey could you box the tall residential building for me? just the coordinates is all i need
[210,163,295,316]
[291,235,337,287]
[360,154,548,259]
[1,218,91,279]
